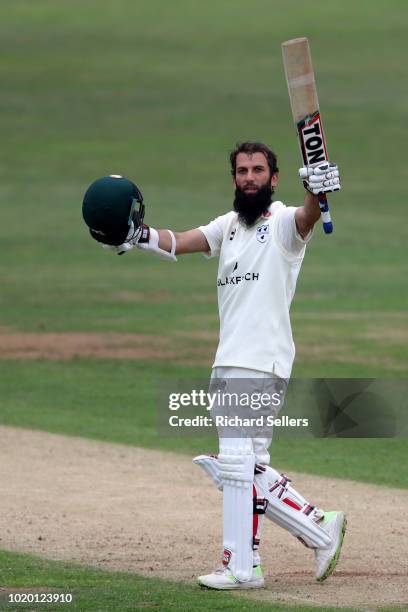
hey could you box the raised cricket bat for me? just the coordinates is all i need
[282,37,333,234]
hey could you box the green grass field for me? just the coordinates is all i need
[0,359,406,488]
[0,0,407,609]
[0,550,357,612]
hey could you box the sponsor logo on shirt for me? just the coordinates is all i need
[217,272,260,286]
[217,262,260,287]
[256,223,269,243]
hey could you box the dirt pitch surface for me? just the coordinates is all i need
[0,426,407,610]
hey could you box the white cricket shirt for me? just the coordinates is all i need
[198,202,312,378]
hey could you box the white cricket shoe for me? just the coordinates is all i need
[315,511,347,582]
[197,565,264,590]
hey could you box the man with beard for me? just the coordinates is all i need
[83,141,345,590]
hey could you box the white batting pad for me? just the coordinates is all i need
[193,454,222,490]
[262,466,329,548]
[218,438,255,582]
[253,464,330,549]
[194,454,331,550]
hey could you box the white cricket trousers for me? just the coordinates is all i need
[210,366,287,465]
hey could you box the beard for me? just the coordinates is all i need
[233,183,274,227]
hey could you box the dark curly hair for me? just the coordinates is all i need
[230,141,279,177]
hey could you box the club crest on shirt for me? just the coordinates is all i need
[256,223,269,243]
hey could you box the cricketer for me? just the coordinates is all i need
[82,141,346,590]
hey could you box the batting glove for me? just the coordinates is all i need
[299,162,341,195]
[103,224,177,261]
[136,227,177,262]
[102,242,134,255]
[101,222,149,255]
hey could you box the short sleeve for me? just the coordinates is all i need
[197,212,233,258]
[274,206,313,258]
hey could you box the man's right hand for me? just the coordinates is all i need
[102,223,150,255]
[102,242,134,255]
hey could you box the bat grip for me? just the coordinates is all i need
[318,194,333,234]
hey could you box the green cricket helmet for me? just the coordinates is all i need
[82,175,145,245]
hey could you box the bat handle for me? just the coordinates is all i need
[318,194,333,234]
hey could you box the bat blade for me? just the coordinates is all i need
[282,37,333,234]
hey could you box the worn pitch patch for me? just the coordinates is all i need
[0,426,407,609]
